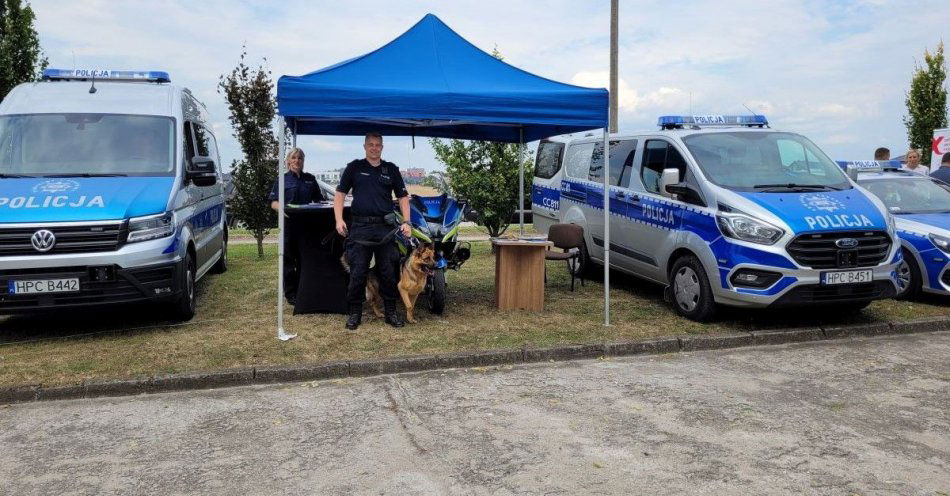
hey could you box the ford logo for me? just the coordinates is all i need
[31,229,56,252]
[835,238,859,249]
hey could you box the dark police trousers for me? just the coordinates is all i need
[345,222,399,306]
[283,219,302,301]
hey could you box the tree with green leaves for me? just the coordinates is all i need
[904,41,947,166]
[218,48,279,257]
[430,138,533,237]
[0,0,47,99]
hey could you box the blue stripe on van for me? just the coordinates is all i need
[559,178,798,290]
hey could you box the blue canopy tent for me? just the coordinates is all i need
[273,13,609,339]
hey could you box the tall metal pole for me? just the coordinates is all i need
[609,0,619,133]
[518,127,525,236]
[603,129,610,326]
[276,117,296,341]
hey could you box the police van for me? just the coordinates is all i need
[0,69,228,320]
[532,115,901,321]
[840,160,950,299]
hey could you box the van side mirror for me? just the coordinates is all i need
[187,156,217,186]
[659,168,680,199]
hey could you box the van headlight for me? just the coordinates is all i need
[928,233,950,254]
[128,212,175,243]
[716,210,784,245]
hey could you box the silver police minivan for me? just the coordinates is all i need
[533,115,900,321]
[0,69,227,320]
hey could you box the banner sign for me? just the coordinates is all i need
[933,127,950,165]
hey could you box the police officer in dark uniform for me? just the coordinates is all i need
[268,147,325,305]
[334,132,411,330]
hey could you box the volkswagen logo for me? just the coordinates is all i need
[835,237,859,249]
[30,229,56,252]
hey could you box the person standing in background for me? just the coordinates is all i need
[874,147,890,161]
[901,148,930,175]
[928,152,950,184]
[268,148,324,305]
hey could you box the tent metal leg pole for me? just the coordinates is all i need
[603,128,610,327]
[518,127,525,236]
[276,117,296,341]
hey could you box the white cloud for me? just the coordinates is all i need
[570,71,638,109]
[28,0,950,167]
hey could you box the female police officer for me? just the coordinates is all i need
[268,147,325,305]
[334,132,411,330]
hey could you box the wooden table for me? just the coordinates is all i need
[491,238,553,311]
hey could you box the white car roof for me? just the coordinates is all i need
[0,81,180,117]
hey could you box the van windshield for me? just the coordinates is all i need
[682,132,850,192]
[0,113,175,176]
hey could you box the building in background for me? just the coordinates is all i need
[314,169,343,185]
[402,167,426,184]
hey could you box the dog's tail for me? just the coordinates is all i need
[340,254,350,273]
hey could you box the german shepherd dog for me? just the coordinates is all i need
[341,242,436,323]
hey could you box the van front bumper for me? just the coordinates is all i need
[0,259,184,314]
[712,262,900,308]
[0,235,184,314]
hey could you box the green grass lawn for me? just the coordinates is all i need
[0,242,946,388]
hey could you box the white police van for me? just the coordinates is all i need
[0,69,227,320]
[840,160,950,299]
[532,115,901,321]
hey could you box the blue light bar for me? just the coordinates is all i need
[835,160,902,171]
[42,68,170,83]
[658,114,768,129]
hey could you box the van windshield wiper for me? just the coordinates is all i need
[0,173,38,178]
[753,183,842,191]
[44,173,128,177]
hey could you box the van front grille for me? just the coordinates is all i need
[786,231,890,269]
[0,222,126,256]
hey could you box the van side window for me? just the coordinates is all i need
[589,142,604,182]
[612,139,637,187]
[193,125,210,157]
[641,140,687,194]
[564,142,595,181]
[589,139,638,186]
[182,121,196,168]
[193,125,218,171]
[534,141,564,179]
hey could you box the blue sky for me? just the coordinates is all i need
[32,0,948,172]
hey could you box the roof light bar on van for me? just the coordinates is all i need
[836,160,901,180]
[658,114,768,129]
[41,69,171,83]
[836,160,902,171]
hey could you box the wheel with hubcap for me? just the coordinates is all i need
[895,248,921,300]
[669,255,717,322]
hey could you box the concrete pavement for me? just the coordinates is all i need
[1,333,948,495]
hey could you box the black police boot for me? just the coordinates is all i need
[383,300,404,328]
[345,304,362,331]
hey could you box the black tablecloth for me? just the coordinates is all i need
[285,203,349,315]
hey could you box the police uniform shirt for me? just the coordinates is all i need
[268,171,325,205]
[336,159,409,217]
